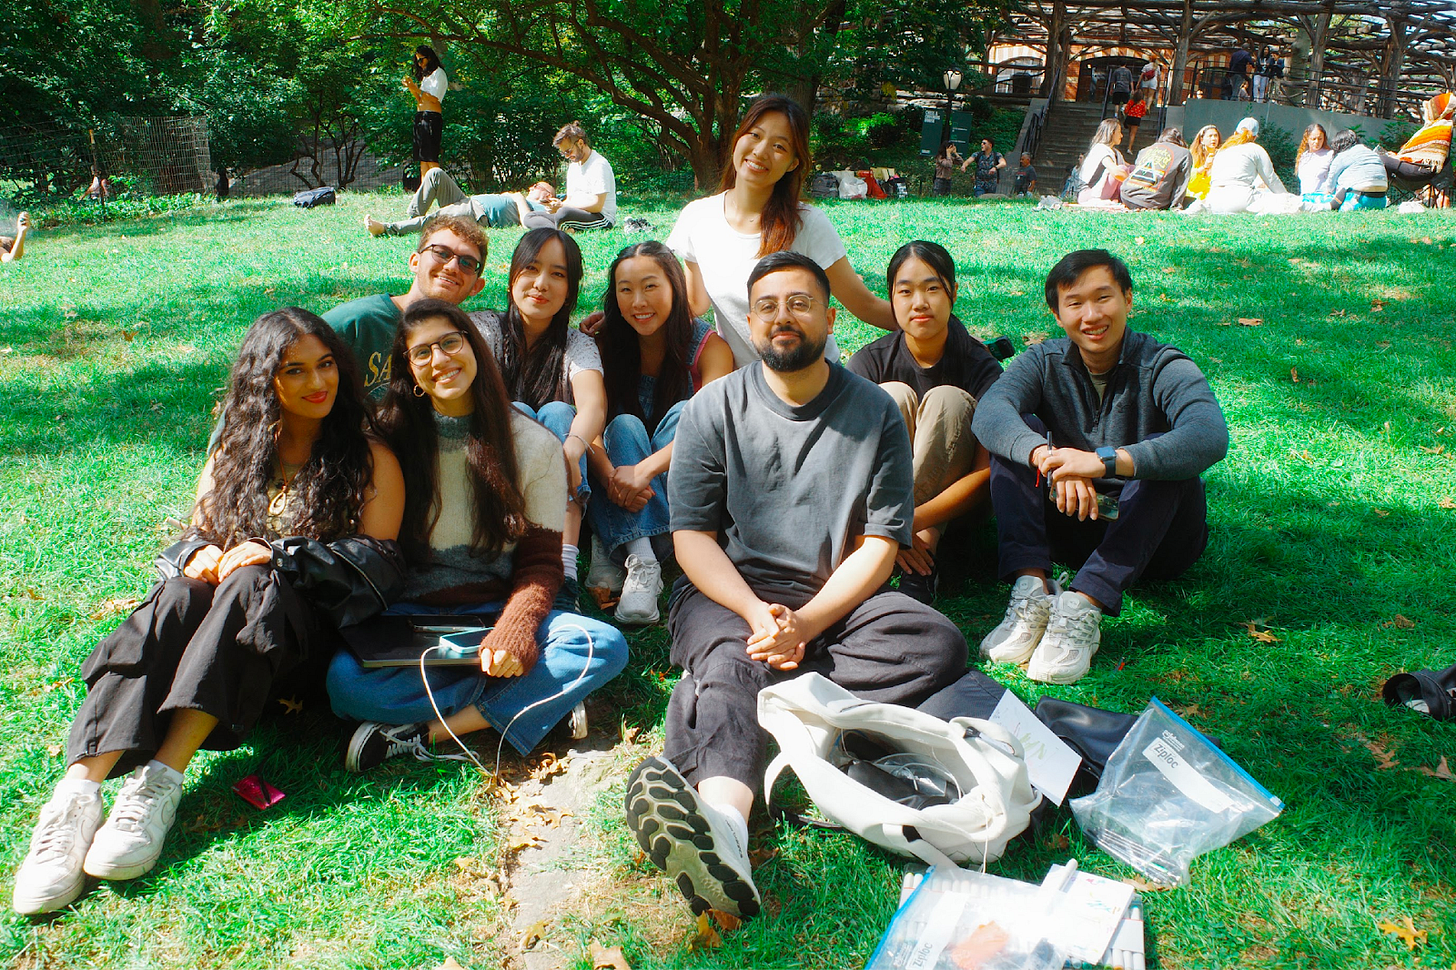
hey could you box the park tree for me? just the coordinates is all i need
[352,0,1002,187]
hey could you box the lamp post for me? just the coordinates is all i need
[942,68,963,146]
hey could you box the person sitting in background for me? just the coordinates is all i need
[521,122,617,231]
[1379,93,1453,181]
[1,211,28,264]
[1014,154,1037,196]
[970,138,1007,197]
[848,241,1001,603]
[328,300,627,772]
[366,169,555,237]
[1201,117,1289,213]
[1120,128,1193,211]
[1186,124,1221,201]
[973,250,1227,685]
[584,241,733,624]
[1326,131,1388,211]
[1295,124,1335,205]
[1076,119,1127,204]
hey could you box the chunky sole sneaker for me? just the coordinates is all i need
[614,554,662,626]
[585,536,626,604]
[980,575,1056,665]
[83,765,183,881]
[624,757,761,919]
[13,786,103,915]
[1026,591,1102,685]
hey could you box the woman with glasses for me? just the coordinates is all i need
[13,309,406,914]
[327,300,627,772]
[664,94,896,369]
[403,45,448,179]
[469,228,606,610]
[582,241,733,624]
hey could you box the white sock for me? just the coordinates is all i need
[54,777,101,798]
[561,544,579,582]
[146,759,185,785]
[707,800,750,853]
[625,537,656,563]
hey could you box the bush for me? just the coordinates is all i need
[1380,119,1417,151]
[1260,123,1298,192]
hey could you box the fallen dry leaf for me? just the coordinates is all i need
[1162,266,1177,274]
[436,957,469,970]
[1360,735,1401,771]
[90,595,140,620]
[748,846,778,867]
[1047,832,1070,850]
[276,696,303,714]
[507,832,547,852]
[590,940,632,969]
[1377,915,1426,950]
[531,752,569,781]
[1244,621,1280,644]
[1382,614,1416,630]
[1120,876,1174,893]
[622,724,641,744]
[1416,756,1454,781]
[520,920,548,951]
[1439,497,1456,510]
[1022,332,1047,345]
[1290,367,1299,383]
[709,909,743,932]
[690,913,722,951]
[1238,317,1263,327]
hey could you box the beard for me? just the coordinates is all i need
[755,324,827,373]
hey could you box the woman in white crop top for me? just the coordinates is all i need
[402,45,448,179]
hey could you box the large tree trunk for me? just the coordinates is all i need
[1378,14,1409,119]
[1305,2,1332,110]
[1169,0,1194,104]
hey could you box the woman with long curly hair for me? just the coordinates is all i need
[664,94,896,368]
[582,241,732,625]
[1186,124,1222,200]
[327,300,626,772]
[12,309,405,915]
[1295,124,1334,202]
[470,228,606,610]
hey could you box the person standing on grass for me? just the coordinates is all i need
[624,252,967,919]
[1014,154,1037,196]
[327,300,627,772]
[973,250,1227,686]
[847,241,1001,604]
[1119,128,1193,211]
[664,94,896,369]
[970,138,1007,197]
[520,122,617,232]
[584,241,733,625]
[403,45,448,180]
[365,169,556,237]
[471,229,607,612]
[1,211,28,263]
[12,309,406,915]
[932,141,967,196]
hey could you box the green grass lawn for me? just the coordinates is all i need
[2,190,1455,969]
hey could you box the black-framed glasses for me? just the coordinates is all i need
[406,331,469,365]
[751,295,820,319]
[420,244,482,275]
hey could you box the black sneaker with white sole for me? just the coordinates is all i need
[624,756,761,919]
[345,721,437,773]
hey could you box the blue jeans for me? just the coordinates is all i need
[325,602,627,755]
[515,401,589,503]
[587,403,684,552]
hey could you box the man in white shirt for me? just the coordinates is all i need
[522,122,617,231]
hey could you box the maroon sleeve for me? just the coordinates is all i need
[480,525,563,671]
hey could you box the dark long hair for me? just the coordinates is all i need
[719,95,811,257]
[885,240,978,358]
[376,299,529,561]
[493,228,583,410]
[201,308,374,547]
[597,241,696,433]
[413,45,440,82]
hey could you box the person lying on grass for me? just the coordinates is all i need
[582,240,732,625]
[327,300,627,772]
[624,252,967,920]
[365,169,556,238]
[12,309,406,916]
[1,210,29,263]
[847,240,1001,604]
[471,229,608,613]
[973,249,1228,686]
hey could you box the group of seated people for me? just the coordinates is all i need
[13,95,1231,925]
[1072,91,1453,213]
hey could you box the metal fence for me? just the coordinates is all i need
[0,117,213,200]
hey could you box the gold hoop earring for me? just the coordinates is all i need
[413,384,426,398]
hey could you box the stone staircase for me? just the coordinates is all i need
[1029,101,1164,189]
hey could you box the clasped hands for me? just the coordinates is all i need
[606,463,655,512]
[182,540,273,584]
[1032,444,1110,522]
[744,600,813,670]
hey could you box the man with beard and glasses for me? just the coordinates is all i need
[621,251,968,920]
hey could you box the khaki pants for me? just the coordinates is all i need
[880,382,980,538]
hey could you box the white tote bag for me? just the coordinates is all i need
[758,673,1041,868]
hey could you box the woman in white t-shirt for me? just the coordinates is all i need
[665,94,895,368]
[470,228,606,608]
[1295,124,1334,203]
[402,45,448,179]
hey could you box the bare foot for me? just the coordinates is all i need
[364,215,386,237]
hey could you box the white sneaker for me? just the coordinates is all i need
[624,757,761,919]
[83,764,183,880]
[584,535,626,597]
[980,575,1056,665]
[614,554,663,626]
[12,785,103,914]
[1027,591,1103,684]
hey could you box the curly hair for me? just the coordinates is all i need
[200,308,374,547]
[376,299,529,561]
[597,240,696,434]
[719,95,811,257]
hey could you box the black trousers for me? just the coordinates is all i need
[988,438,1208,618]
[520,208,611,232]
[413,110,442,163]
[663,584,967,793]
[67,567,332,779]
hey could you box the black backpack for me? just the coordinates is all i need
[810,172,840,198]
[292,186,337,208]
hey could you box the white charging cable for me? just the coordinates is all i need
[418,620,596,779]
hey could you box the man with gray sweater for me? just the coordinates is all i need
[972,249,1228,684]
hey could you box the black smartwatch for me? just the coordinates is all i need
[1096,446,1118,478]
